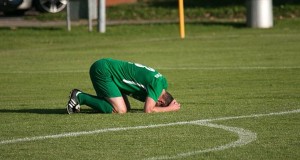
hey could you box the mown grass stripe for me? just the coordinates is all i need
[0,66,299,74]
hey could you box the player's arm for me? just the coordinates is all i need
[144,97,180,113]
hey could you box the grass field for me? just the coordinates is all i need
[0,19,300,159]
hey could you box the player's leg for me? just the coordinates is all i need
[92,80,127,113]
[89,59,127,113]
[77,92,113,113]
[106,96,127,114]
[66,89,114,114]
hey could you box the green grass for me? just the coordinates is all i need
[0,19,300,159]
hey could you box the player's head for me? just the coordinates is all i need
[163,91,174,106]
[157,90,174,107]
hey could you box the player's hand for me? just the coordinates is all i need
[169,99,181,111]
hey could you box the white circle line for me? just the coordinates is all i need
[146,122,257,160]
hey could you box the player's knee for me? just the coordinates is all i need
[115,107,127,114]
[107,97,127,114]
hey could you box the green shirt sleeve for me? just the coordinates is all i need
[147,76,168,102]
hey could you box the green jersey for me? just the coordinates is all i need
[89,58,168,102]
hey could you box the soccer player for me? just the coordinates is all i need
[66,58,181,114]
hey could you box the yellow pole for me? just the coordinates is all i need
[178,0,185,39]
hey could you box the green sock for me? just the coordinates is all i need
[77,92,113,113]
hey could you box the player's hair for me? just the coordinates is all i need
[163,91,174,107]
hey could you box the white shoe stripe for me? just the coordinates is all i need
[68,99,78,108]
[71,99,76,104]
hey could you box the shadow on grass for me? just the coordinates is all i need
[112,20,247,29]
[0,26,64,31]
[0,109,67,114]
[0,108,144,114]
[128,109,144,113]
[189,21,246,28]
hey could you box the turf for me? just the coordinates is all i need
[0,19,299,159]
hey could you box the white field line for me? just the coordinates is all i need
[1,109,299,160]
[146,122,257,160]
[192,109,300,123]
[1,109,299,146]
[145,109,300,159]
[0,122,189,145]
[0,66,299,74]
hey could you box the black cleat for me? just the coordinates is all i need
[66,89,81,114]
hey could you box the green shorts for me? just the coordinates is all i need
[89,59,122,98]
